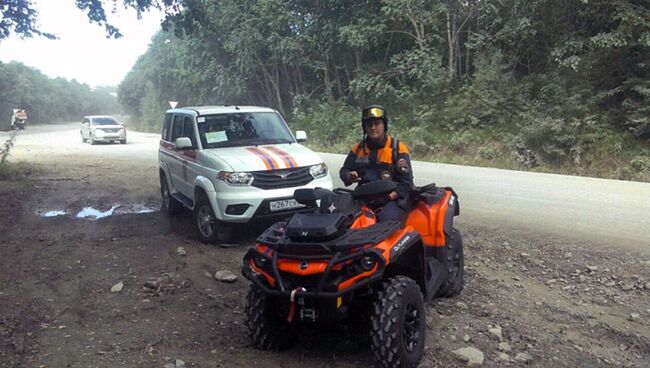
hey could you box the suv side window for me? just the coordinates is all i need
[182,116,197,147]
[162,113,172,141]
[171,115,184,142]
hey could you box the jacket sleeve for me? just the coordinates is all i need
[393,142,414,199]
[339,150,358,186]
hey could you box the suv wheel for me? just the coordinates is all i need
[193,192,232,244]
[81,132,86,143]
[160,173,182,215]
[90,134,96,145]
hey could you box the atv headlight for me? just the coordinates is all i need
[253,255,269,268]
[309,163,328,178]
[360,255,376,271]
[217,171,254,186]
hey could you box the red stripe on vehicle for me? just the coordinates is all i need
[263,146,297,168]
[246,147,276,169]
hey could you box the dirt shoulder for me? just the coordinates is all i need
[1,135,649,367]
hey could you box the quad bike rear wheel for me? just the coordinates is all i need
[370,276,425,368]
[244,285,296,351]
[436,227,464,297]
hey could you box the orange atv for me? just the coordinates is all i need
[242,180,463,368]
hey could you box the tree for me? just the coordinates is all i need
[0,0,183,40]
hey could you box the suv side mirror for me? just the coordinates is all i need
[174,137,193,150]
[295,130,307,142]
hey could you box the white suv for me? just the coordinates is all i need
[81,115,127,144]
[158,106,333,244]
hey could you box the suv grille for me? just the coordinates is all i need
[252,167,313,189]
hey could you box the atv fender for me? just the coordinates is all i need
[386,231,428,296]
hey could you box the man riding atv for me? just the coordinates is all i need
[340,105,413,222]
[242,106,464,368]
[11,109,27,130]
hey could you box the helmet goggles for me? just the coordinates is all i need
[362,107,385,122]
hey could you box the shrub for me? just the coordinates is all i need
[519,113,603,165]
[290,98,360,151]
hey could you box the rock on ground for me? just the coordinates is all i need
[110,281,123,293]
[452,347,484,366]
[214,270,238,283]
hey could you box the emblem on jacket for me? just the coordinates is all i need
[397,159,409,174]
[300,261,309,270]
[381,170,393,180]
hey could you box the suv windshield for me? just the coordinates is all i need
[198,112,294,148]
[92,117,118,125]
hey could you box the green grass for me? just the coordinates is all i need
[0,161,38,182]
[309,125,650,182]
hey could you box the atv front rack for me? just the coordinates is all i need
[242,245,387,298]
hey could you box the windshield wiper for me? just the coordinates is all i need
[240,138,292,146]
[206,138,291,148]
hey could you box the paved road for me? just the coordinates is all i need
[5,122,649,252]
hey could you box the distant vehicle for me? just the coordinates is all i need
[81,115,127,145]
[158,105,333,244]
[11,109,27,130]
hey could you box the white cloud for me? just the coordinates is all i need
[0,0,164,87]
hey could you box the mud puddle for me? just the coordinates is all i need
[36,203,158,219]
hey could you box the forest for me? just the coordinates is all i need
[2,0,648,181]
[0,61,119,128]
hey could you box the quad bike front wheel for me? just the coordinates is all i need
[244,285,296,351]
[370,276,425,368]
[436,227,464,297]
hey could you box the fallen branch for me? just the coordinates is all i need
[31,175,89,182]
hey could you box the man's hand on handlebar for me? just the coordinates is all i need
[348,171,361,182]
[388,191,399,201]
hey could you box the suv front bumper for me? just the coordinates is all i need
[209,175,333,223]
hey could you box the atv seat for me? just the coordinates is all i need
[293,188,361,219]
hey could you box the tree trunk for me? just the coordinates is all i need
[323,60,333,100]
[273,66,285,116]
[333,58,344,99]
[447,11,455,78]
[465,26,471,75]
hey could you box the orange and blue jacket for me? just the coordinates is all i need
[339,135,414,199]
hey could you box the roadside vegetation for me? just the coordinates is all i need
[114,0,649,182]
[0,61,120,129]
[0,131,32,181]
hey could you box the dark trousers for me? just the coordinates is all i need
[376,200,406,222]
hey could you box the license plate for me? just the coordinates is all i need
[269,199,304,212]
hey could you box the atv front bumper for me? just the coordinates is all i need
[242,247,387,298]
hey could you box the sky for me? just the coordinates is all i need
[0,0,164,87]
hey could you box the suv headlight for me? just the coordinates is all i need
[309,163,328,178]
[217,171,254,186]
